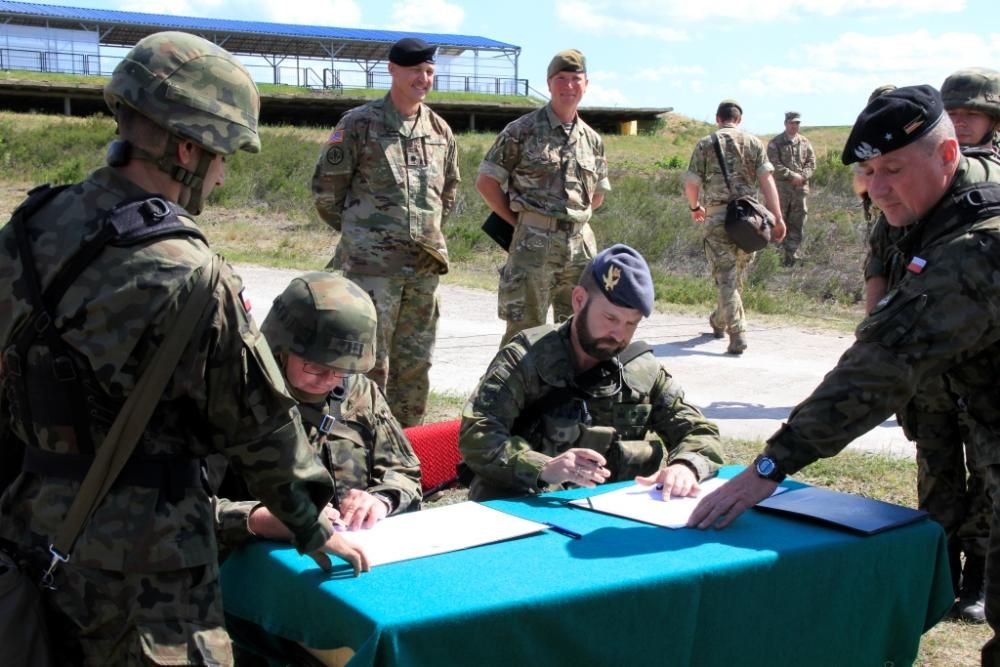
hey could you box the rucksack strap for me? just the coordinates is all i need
[711,133,735,195]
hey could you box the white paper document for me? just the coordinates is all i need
[337,501,546,566]
[568,478,781,528]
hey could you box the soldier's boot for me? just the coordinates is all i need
[709,312,725,339]
[956,554,987,623]
[782,247,797,267]
[727,331,747,355]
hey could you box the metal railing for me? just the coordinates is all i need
[0,45,530,97]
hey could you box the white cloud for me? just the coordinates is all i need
[555,0,964,25]
[633,65,705,82]
[555,1,686,41]
[388,0,466,33]
[582,85,629,107]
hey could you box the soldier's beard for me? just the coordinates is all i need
[576,302,627,362]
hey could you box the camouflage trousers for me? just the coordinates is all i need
[29,552,231,666]
[776,182,808,257]
[498,218,596,347]
[344,272,439,428]
[702,212,752,334]
[979,465,1000,665]
[902,379,989,557]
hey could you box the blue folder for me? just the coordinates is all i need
[755,485,928,535]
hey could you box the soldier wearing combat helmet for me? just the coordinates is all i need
[941,67,1000,153]
[0,31,365,665]
[219,272,421,540]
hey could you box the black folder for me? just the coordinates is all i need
[755,486,928,535]
[481,212,514,252]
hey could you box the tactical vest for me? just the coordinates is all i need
[1,185,208,498]
[511,336,659,460]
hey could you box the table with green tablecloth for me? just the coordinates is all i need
[220,466,954,666]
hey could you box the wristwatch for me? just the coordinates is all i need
[689,203,702,211]
[752,454,786,483]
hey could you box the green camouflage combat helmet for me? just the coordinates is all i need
[940,68,1000,119]
[104,31,261,155]
[261,272,377,374]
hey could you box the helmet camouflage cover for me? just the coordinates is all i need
[940,68,1000,119]
[261,272,377,373]
[104,31,261,155]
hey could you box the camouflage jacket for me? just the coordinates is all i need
[459,320,723,496]
[0,167,334,573]
[312,94,460,277]
[764,160,1000,471]
[216,373,422,548]
[478,104,611,224]
[864,150,1000,283]
[684,125,773,206]
[766,132,816,188]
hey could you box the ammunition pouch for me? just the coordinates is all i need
[575,425,616,457]
[608,440,663,480]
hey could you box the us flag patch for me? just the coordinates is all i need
[327,129,344,144]
[907,256,927,274]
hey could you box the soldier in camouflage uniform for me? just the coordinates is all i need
[312,38,460,428]
[684,99,786,355]
[686,85,1000,665]
[476,49,611,347]
[858,70,1000,624]
[460,244,723,501]
[218,271,421,541]
[0,32,367,666]
[767,111,816,266]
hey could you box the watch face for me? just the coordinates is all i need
[756,457,776,477]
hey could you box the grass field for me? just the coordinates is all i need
[0,108,987,664]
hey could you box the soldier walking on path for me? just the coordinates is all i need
[767,111,816,266]
[312,37,460,427]
[684,99,786,355]
[0,32,366,666]
[476,48,611,347]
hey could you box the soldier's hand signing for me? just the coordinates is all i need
[687,466,777,529]
[308,532,370,576]
[339,489,388,530]
[635,463,699,501]
[540,448,611,487]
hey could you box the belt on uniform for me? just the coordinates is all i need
[518,211,582,233]
[21,447,203,502]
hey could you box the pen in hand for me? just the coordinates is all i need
[543,522,582,540]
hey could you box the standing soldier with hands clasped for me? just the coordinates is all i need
[312,37,460,428]
[767,111,816,266]
[0,32,366,665]
[476,48,611,346]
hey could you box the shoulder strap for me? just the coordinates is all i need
[619,341,652,366]
[711,133,734,195]
[44,254,221,583]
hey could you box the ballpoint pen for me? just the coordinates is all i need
[543,522,583,539]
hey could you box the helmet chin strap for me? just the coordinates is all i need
[106,135,214,215]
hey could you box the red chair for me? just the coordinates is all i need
[403,419,463,499]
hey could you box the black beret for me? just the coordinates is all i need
[841,84,944,165]
[589,244,654,317]
[389,38,436,67]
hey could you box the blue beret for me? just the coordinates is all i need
[589,244,654,317]
[842,85,944,165]
[389,38,436,67]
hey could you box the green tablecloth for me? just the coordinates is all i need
[220,466,953,666]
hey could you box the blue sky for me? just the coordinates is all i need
[72,0,1000,132]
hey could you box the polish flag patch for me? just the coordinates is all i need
[907,256,927,274]
[239,288,252,312]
